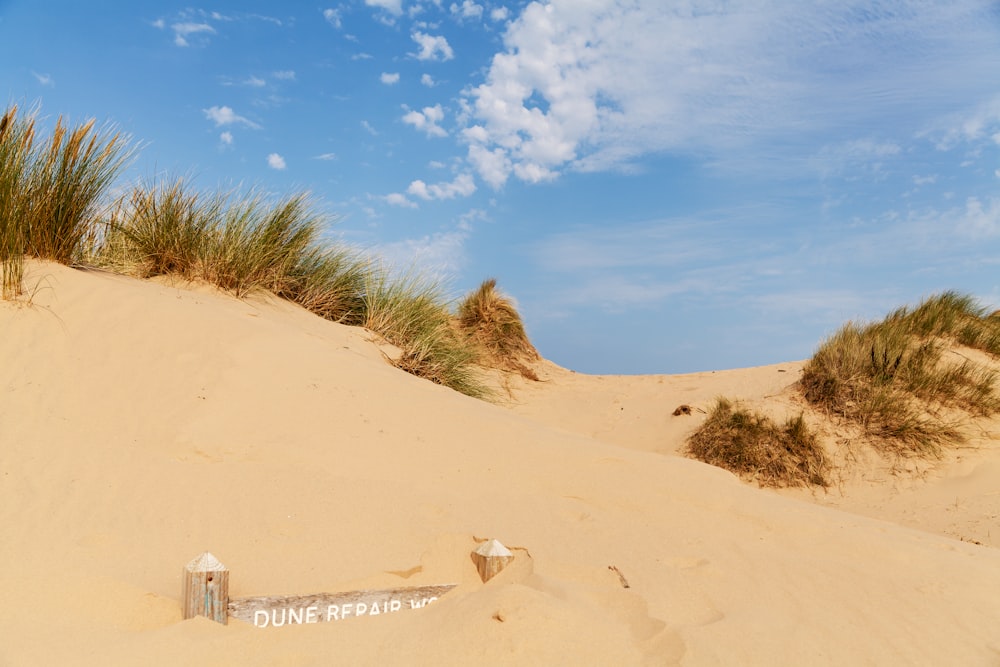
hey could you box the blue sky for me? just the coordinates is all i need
[3,1,1000,374]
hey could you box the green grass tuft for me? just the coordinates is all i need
[23,115,134,264]
[801,292,1000,456]
[358,269,491,399]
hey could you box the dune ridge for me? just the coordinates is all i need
[2,261,999,665]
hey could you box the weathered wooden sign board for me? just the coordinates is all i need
[228,583,457,628]
[183,541,520,629]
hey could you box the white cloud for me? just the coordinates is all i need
[421,73,436,87]
[490,7,509,22]
[203,106,261,129]
[377,228,470,274]
[912,174,937,186]
[31,71,53,87]
[314,152,337,161]
[406,173,476,200]
[220,131,233,145]
[462,0,1000,187]
[273,70,296,80]
[245,76,266,87]
[930,95,1000,150]
[380,72,401,85]
[411,31,454,61]
[172,21,215,47]
[450,1,483,20]
[366,0,403,16]
[267,153,287,170]
[402,104,447,137]
[466,144,511,189]
[813,139,902,179]
[959,197,1000,238]
[361,120,378,136]
[323,8,342,28]
[385,192,418,208]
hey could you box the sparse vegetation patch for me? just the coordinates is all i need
[685,398,829,488]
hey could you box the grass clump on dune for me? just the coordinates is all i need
[685,398,829,487]
[22,116,133,264]
[456,278,540,380]
[358,269,490,399]
[801,292,1000,456]
[0,106,33,298]
[98,178,220,279]
[1,105,133,293]
[0,103,499,399]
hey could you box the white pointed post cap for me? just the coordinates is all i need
[474,539,513,558]
[186,551,227,572]
[472,538,516,582]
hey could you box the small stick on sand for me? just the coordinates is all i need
[608,565,630,589]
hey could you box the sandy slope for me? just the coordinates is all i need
[502,353,1000,549]
[2,261,999,666]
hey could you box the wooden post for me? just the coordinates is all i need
[183,552,229,625]
[471,539,515,583]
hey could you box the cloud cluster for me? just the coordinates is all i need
[203,106,260,129]
[402,105,447,137]
[450,1,483,20]
[459,0,1000,188]
[407,173,476,200]
[411,31,453,61]
[171,21,215,47]
[366,0,403,15]
[267,153,287,170]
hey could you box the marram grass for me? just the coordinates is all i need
[685,398,829,488]
[0,103,511,399]
[456,278,540,380]
[0,106,33,298]
[801,292,1000,456]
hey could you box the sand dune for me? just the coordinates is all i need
[2,261,999,665]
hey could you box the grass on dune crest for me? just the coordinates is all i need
[800,292,1000,457]
[0,106,33,298]
[276,245,369,323]
[358,269,491,399]
[456,278,540,380]
[0,102,509,399]
[1,105,135,293]
[685,398,829,488]
[23,116,133,265]
[97,178,222,279]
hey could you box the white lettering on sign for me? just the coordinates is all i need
[228,584,457,628]
[253,597,441,627]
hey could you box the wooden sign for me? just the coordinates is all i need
[228,583,457,628]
